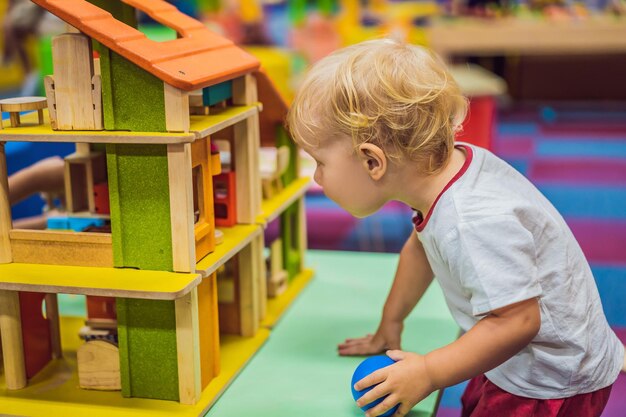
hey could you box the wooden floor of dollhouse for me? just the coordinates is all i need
[0,269,314,417]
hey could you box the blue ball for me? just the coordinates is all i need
[351,355,399,417]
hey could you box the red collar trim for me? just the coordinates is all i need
[413,144,473,232]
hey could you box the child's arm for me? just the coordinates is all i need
[355,297,541,417]
[338,232,434,356]
[8,156,65,205]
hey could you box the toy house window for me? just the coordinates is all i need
[7,144,113,268]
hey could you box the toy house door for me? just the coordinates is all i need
[19,292,61,378]
[49,33,102,130]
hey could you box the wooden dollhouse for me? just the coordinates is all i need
[0,1,312,415]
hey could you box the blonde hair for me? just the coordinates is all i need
[287,39,468,174]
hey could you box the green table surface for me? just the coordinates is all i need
[205,250,459,417]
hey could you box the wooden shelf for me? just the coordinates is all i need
[0,111,194,144]
[0,263,201,300]
[257,177,311,225]
[189,104,261,140]
[427,16,626,57]
[0,104,261,144]
[195,224,263,277]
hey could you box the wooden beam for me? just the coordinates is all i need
[0,290,27,389]
[9,230,113,267]
[175,288,201,405]
[164,83,190,133]
[297,197,308,271]
[0,143,12,263]
[167,143,195,273]
[232,74,258,106]
[237,242,259,337]
[249,113,262,218]
[75,143,91,155]
[198,273,220,388]
[254,233,267,320]
[233,116,262,223]
[9,229,112,244]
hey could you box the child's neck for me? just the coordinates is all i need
[397,147,467,216]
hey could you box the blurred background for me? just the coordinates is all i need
[1,1,625,415]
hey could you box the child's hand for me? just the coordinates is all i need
[338,320,402,356]
[354,350,435,417]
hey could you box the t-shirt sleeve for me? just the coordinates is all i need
[451,215,542,316]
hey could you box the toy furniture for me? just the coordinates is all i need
[266,238,288,297]
[0,1,312,416]
[261,145,291,199]
[0,97,47,128]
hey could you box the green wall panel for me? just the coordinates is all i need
[117,298,179,401]
[99,48,166,132]
[107,144,173,271]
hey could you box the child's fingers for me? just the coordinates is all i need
[386,350,406,361]
[338,342,382,356]
[354,368,387,391]
[337,337,376,355]
[364,394,399,417]
[356,382,391,408]
[342,334,373,344]
[338,337,373,351]
[392,402,411,417]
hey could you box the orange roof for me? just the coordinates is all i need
[32,0,260,91]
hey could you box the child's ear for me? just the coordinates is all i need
[358,143,387,181]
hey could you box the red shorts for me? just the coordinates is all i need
[461,374,613,417]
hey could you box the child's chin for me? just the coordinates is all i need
[332,198,379,218]
[346,207,376,219]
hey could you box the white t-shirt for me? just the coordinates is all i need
[414,143,624,399]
